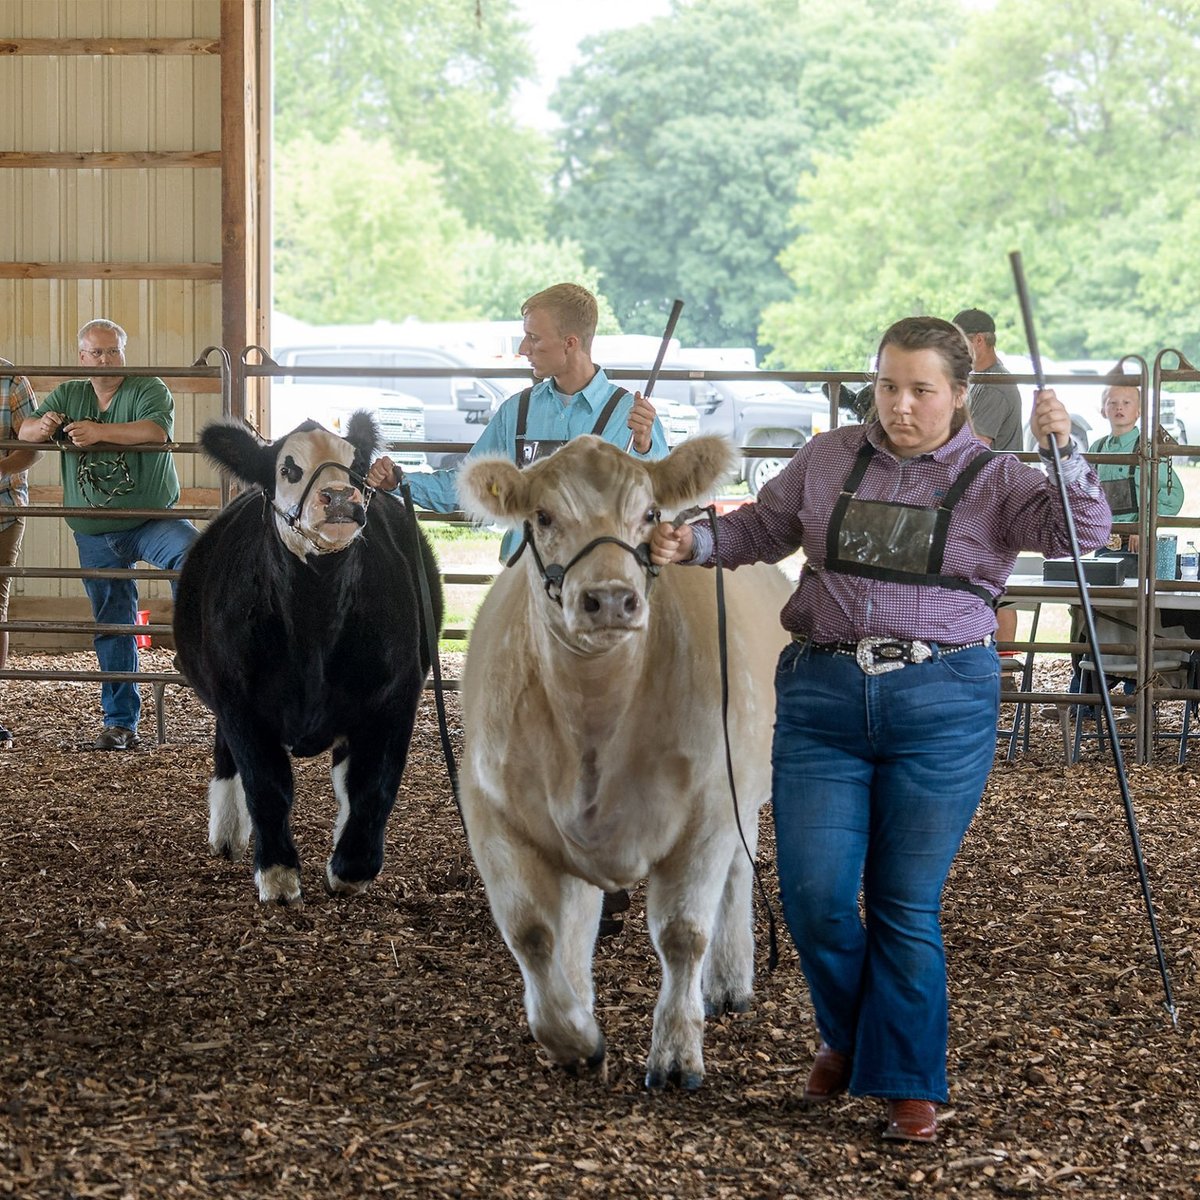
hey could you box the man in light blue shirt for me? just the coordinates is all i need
[366,283,668,560]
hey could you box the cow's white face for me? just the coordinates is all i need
[273,427,367,559]
[459,435,735,655]
[521,453,661,652]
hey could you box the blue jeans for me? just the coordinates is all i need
[74,519,199,731]
[771,638,999,1102]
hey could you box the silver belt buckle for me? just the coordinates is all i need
[855,636,932,675]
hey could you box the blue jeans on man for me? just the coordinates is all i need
[770,638,998,1102]
[74,518,198,734]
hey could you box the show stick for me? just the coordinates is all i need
[624,298,684,453]
[1010,249,1176,1026]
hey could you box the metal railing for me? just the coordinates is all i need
[5,347,1199,759]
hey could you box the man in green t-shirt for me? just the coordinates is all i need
[19,319,198,750]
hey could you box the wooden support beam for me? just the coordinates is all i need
[0,262,221,280]
[220,0,259,422]
[0,38,219,56]
[0,151,221,169]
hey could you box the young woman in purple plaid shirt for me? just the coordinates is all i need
[651,316,1111,1143]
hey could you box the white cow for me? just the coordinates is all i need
[456,434,791,1089]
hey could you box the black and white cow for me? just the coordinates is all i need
[174,412,443,904]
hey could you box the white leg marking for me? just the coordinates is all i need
[331,750,350,849]
[644,841,733,1089]
[207,775,251,861]
[255,864,302,905]
[325,860,371,895]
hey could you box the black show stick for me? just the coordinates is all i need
[624,298,684,452]
[1010,249,1176,1026]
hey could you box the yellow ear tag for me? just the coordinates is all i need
[490,482,500,496]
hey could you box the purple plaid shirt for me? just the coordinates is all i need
[690,422,1112,645]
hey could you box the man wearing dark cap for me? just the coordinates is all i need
[953,308,1022,453]
[953,308,1025,688]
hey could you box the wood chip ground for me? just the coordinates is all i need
[1,651,1197,1197]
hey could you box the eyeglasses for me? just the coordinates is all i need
[81,346,124,360]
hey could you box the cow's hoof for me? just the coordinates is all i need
[704,994,752,1018]
[563,1035,607,1079]
[645,1062,704,1091]
[255,865,302,905]
[212,835,249,864]
[325,861,371,896]
[587,1036,607,1071]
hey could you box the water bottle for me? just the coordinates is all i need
[1182,541,1199,581]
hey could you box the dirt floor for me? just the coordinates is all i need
[1,650,1198,1198]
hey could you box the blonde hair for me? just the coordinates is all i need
[521,284,598,352]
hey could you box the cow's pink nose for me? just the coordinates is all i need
[581,586,640,625]
[320,485,366,525]
[320,485,362,505]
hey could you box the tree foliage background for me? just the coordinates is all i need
[273,0,599,324]
[273,0,1200,368]
[551,0,962,349]
[760,0,1200,368]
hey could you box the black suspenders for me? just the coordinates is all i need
[513,385,630,466]
[824,441,999,604]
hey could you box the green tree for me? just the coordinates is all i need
[274,131,476,324]
[459,234,622,330]
[274,0,552,240]
[762,0,1200,368]
[551,0,962,350]
[274,133,625,329]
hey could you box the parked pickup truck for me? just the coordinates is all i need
[268,382,427,471]
[607,363,829,495]
[273,338,699,466]
[271,342,507,470]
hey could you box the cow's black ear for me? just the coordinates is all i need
[345,410,381,479]
[201,419,277,490]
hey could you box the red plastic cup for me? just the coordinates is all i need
[135,609,151,649]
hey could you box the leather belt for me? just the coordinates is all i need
[790,633,993,676]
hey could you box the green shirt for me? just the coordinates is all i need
[1088,426,1184,522]
[34,376,181,534]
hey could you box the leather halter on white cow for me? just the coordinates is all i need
[456,434,790,1089]
[174,414,442,905]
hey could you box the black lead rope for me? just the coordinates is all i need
[700,506,780,972]
[395,480,464,831]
